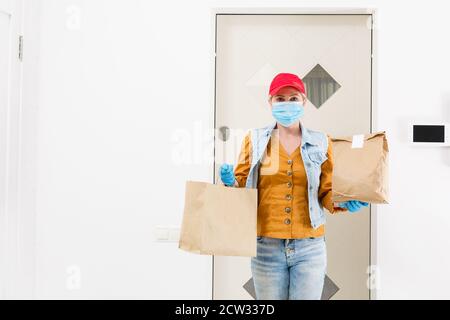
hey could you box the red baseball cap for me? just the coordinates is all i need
[269,73,306,97]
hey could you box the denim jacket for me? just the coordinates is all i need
[245,121,329,229]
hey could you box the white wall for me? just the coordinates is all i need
[369,0,450,299]
[21,0,450,299]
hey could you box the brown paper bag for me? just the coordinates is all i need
[331,131,389,204]
[179,181,258,257]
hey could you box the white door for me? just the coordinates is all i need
[214,14,372,300]
[0,0,24,299]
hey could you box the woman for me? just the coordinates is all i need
[219,72,368,300]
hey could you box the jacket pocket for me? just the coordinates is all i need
[307,151,327,165]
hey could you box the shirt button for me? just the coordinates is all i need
[287,181,292,188]
[287,171,292,176]
[287,159,293,165]
[285,207,291,213]
[284,218,291,225]
[285,194,292,200]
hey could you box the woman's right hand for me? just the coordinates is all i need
[220,164,236,186]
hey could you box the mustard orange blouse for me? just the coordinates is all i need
[234,129,347,239]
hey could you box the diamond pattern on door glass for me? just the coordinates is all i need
[302,64,341,109]
[243,275,339,300]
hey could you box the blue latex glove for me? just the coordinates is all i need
[220,164,236,186]
[338,200,369,213]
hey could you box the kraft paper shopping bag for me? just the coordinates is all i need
[331,131,389,204]
[179,180,258,257]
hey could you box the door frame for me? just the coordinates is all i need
[0,0,40,298]
[0,0,24,299]
[210,7,379,300]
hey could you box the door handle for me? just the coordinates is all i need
[218,126,230,142]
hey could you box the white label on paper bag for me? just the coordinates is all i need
[351,134,365,149]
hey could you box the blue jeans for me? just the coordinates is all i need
[250,236,327,300]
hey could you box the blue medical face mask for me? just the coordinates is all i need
[271,101,305,127]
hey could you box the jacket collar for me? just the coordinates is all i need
[265,121,318,147]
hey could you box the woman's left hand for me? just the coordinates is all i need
[338,200,369,213]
